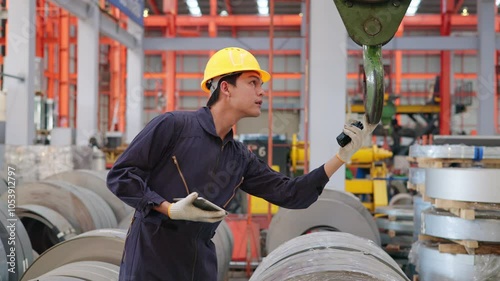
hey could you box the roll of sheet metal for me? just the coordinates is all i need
[417,243,500,281]
[425,168,500,203]
[28,261,119,281]
[9,180,117,233]
[0,200,34,281]
[0,228,8,281]
[20,228,126,281]
[118,211,134,230]
[266,189,380,253]
[389,193,413,206]
[421,208,500,242]
[0,176,7,196]
[16,204,77,255]
[409,144,500,159]
[376,206,414,220]
[251,232,409,281]
[413,195,431,242]
[376,219,414,234]
[213,220,234,281]
[46,170,132,222]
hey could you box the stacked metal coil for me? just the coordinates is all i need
[266,189,381,254]
[409,144,500,281]
[250,232,410,281]
[212,220,234,281]
[20,229,126,280]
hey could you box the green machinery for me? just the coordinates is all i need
[333,0,411,125]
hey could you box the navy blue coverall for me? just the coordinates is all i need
[107,107,330,281]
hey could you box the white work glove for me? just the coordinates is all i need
[336,115,379,163]
[167,192,227,223]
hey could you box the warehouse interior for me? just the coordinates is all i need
[1,0,500,280]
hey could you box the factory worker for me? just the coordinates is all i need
[107,47,378,281]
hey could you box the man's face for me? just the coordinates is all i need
[227,71,265,118]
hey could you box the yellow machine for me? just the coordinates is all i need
[345,145,393,212]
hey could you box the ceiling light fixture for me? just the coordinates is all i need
[405,0,421,16]
[220,10,228,16]
[257,0,269,15]
[461,7,469,16]
[186,0,202,17]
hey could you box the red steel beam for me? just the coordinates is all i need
[147,0,161,15]
[59,8,70,127]
[145,14,500,29]
[439,0,454,135]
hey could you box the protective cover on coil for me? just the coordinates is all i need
[409,144,500,159]
[408,168,425,185]
[4,145,92,182]
[408,240,422,268]
[473,254,500,281]
[251,232,409,281]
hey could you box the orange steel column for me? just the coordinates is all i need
[36,0,44,58]
[59,8,70,127]
[164,0,177,112]
[110,40,121,131]
[209,0,217,37]
[439,0,453,135]
[119,44,127,132]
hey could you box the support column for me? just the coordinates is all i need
[477,0,496,135]
[76,3,100,145]
[439,0,453,135]
[126,19,145,143]
[5,0,36,145]
[310,1,347,190]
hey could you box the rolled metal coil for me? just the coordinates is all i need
[27,261,119,281]
[409,144,500,159]
[266,189,380,253]
[251,232,409,281]
[45,169,132,222]
[413,195,431,242]
[421,208,500,242]
[20,228,126,281]
[16,204,77,255]
[389,193,413,206]
[118,211,134,230]
[425,168,500,203]
[213,220,234,281]
[376,205,414,220]
[417,242,500,281]
[0,175,7,197]
[0,200,34,281]
[8,180,117,233]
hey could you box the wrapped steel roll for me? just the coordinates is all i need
[413,195,431,242]
[409,144,500,159]
[21,228,126,281]
[0,175,7,196]
[118,211,134,230]
[425,168,500,203]
[45,170,132,222]
[250,232,410,281]
[6,180,117,233]
[421,208,500,242]
[28,261,119,281]
[266,189,380,253]
[16,204,77,255]
[389,193,413,206]
[213,220,234,281]
[0,200,34,281]
[417,242,500,281]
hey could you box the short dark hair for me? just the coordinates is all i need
[206,72,243,107]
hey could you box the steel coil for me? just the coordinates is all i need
[251,232,409,281]
[16,204,77,255]
[425,168,500,203]
[413,195,431,242]
[118,212,134,230]
[20,228,126,281]
[417,242,500,281]
[46,170,132,222]
[28,261,119,281]
[7,180,117,233]
[266,189,380,253]
[0,200,34,281]
[389,193,413,206]
[213,220,234,281]
[0,176,7,196]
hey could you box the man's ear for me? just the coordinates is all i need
[219,81,231,97]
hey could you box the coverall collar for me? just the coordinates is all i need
[196,107,234,143]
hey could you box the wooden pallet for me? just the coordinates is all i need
[423,197,500,220]
[419,234,500,255]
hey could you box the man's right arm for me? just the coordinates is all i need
[106,113,176,217]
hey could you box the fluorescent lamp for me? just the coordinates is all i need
[257,0,268,15]
[186,0,202,16]
[406,0,421,16]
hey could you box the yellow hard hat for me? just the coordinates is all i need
[201,47,271,93]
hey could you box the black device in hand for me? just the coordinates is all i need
[336,121,364,147]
